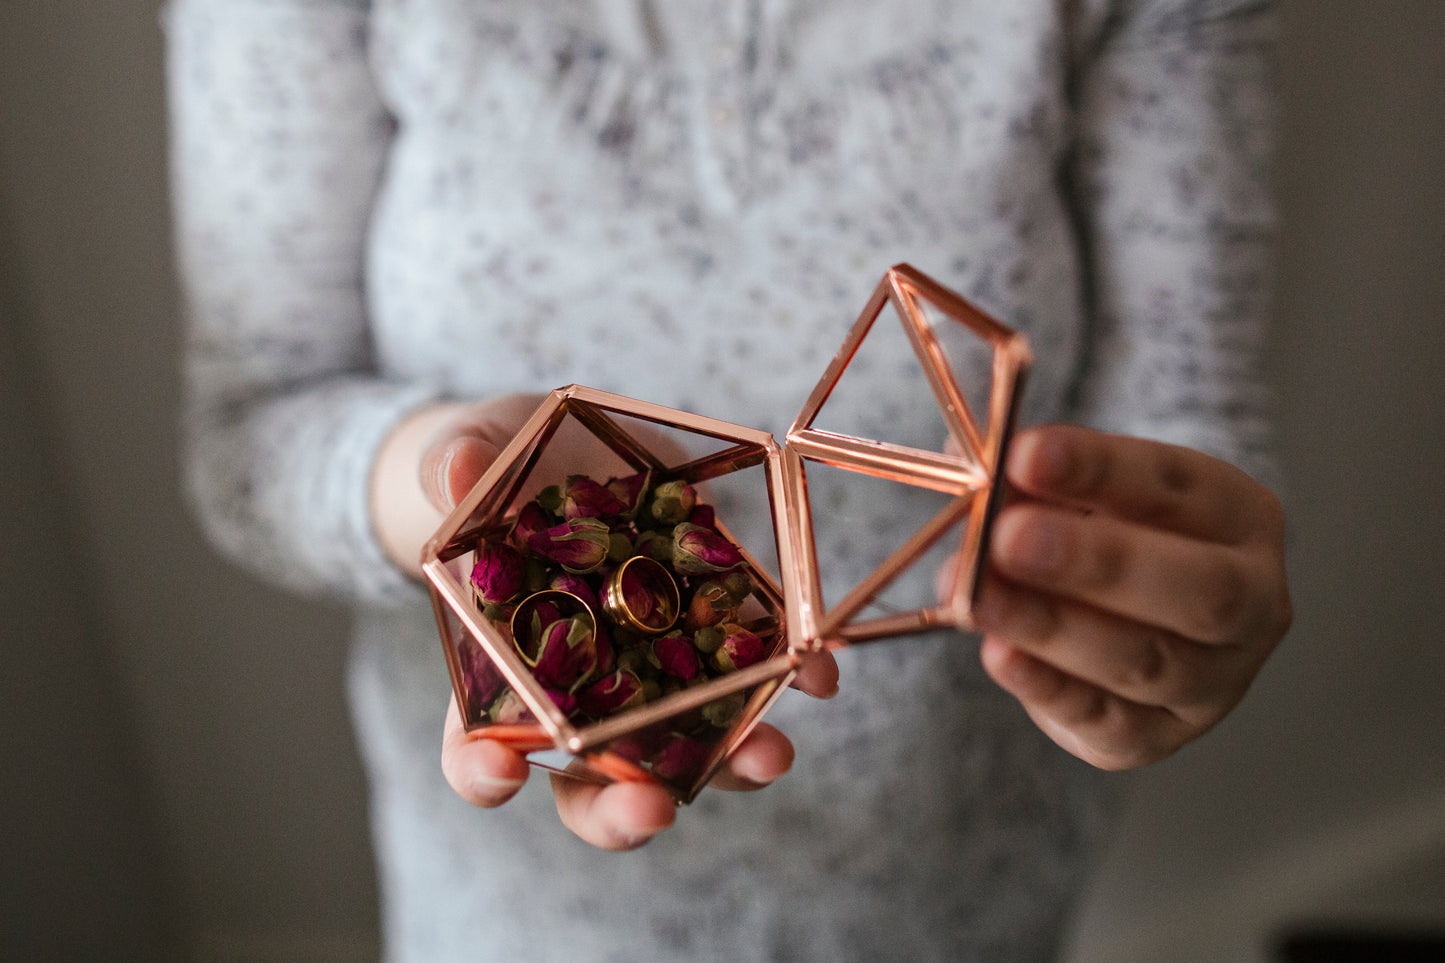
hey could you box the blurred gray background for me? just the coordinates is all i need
[2,2,1441,960]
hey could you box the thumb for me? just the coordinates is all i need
[421,435,504,512]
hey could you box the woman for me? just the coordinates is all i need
[167,1,1290,958]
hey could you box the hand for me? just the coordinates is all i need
[965,425,1291,770]
[372,396,839,850]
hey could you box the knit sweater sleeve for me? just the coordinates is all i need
[1066,0,1279,484]
[165,0,437,604]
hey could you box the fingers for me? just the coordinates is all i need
[989,502,1270,646]
[420,435,504,511]
[1006,426,1282,546]
[709,722,794,791]
[553,724,795,850]
[416,393,549,512]
[790,649,840,699]
[973,576,1256,728]
[552,777,677,851]
[441,696,531,807]
[979,636,1195,770]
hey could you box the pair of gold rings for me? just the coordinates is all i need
[507,556,681,657]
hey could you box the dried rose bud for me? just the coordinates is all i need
[651,734,711,783]
[489,690,530,725]
[522,598,564,638]
[605,470,652,520]
[577,670,645,717]
[589,624,615,681]
[635,530,673,564]
[510,501,552,548]
[650,633,701,681]
[563,474,626,521]
[648,480,697,526]
[692,625,724,655]
[713,624,767,673]
[529,614,598,691]
[687,503,716,530]
[605,736,648,765]
[671,523,743,575]
[547,572,600,610]
[544,687,578,717]
[523,555,550,594]
[536,485,564,515]
[606,531,634,563]
[471,542,525,605]
[528,517,611,573]
[721,570,753,602]
[480,600,514,624]
[701,691,747,729]
[684,580,739,632]
[459,640,504,707]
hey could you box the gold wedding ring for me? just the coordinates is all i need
[509,590,596,665]
[602,556,680,634]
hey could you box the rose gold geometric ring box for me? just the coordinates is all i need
[422,264,1032,803]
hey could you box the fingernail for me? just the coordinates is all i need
[616,824,665,848]
[1015,430,1075,490]
[433,443,459,508]
[998,513,1067,579]
[735,756,786,787]
[469,772,526,799]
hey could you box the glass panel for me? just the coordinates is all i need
[430,389,793,801]
[806,291,961,457]
[794,457,974,641]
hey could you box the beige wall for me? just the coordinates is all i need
[1,2,1441,960]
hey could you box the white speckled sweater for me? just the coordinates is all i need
[166,1,1276,959]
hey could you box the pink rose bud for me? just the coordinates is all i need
[577,670,645,717]
[605,735,648,765]
[510,501,552,548]
[686,503,716,530]
[649,480,697,526]
[522,598,563,639]
[528,517,611,573]
[529,614,598,691]
[544,687,578,718]
[713,624,767,673]
[563,474,626,521]
[471,542,525,605]
[589,624,615,681]
[459,641,504,707]
[651,633,701,681]
[605,471,653,520]
[547,572,600,610]
[671,523,743,575]
[651,734,711,783]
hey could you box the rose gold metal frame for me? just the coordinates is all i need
[778,263,1032,648]
[422,385,798,803]
[421,263,1030,803]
